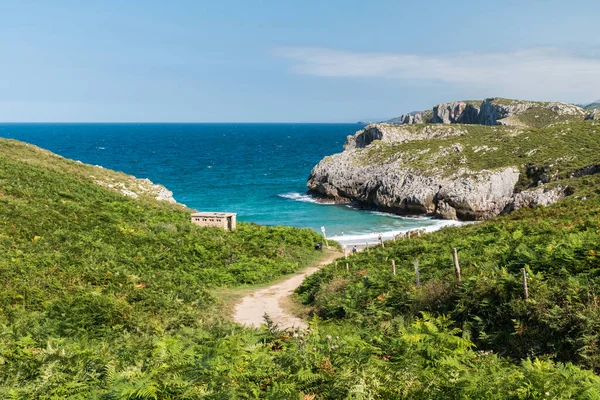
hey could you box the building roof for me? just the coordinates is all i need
[191,212,236,217]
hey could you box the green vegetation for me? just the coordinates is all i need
[296,176,600,394]
[489,97,545,107]
[0,138,324,398]
[502,106,580,128]
[358,120,600,187]
[3,137,600,398]
[421,109,434,123]
[462,100,482,107]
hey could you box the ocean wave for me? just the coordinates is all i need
[330,219,464,247]
[278,192,335,205]
[365,210,435,220]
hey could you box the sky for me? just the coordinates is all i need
[1,0,599,122]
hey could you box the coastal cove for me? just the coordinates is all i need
[0,123,456,243]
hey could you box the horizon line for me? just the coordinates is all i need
[0,121,367,125]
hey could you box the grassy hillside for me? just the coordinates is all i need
[359,120,600,185]
[0,138,323,397]
[2,138,600,398]
[298,174,600,370]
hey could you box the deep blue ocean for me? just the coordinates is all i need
[0,123,459,245]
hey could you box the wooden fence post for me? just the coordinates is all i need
[392,259,396,275]
[414,258,420,286]
[521,268,529,300]
[346,263,349,273]
[452,248,461,282]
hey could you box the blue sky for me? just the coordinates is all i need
[1,0,599,122]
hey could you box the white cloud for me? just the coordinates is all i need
[275,47,600,103]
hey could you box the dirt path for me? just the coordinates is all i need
[233,251,340,330]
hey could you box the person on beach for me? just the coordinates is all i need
[352,245,357,253]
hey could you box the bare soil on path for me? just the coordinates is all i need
[233,250,340,330]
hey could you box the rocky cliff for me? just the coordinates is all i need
[308,111,600,221]
[389,97,587,128]
[586,110,600,120]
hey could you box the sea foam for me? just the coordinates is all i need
[278,192,335,205]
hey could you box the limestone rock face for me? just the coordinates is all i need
[432,102,480,124]
[546,102,588,116]
[94,176,178,204]
[478,99,535,125]
[307,143,523,221]
[478,99,586,126]
[344,124,465,150]
[586,110,600,120]
[307,121,571,221]
[399,112,423,124]
[388,98,586,127]
[503,187,566,214]
[319,96,589,220]
[434,168,520,220]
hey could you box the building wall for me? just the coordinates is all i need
[192,216,227,229]
[191,215,236,231]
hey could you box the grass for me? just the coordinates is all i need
[505,106,581,128]
[0,137,325,336]
[355,120,600,188]
[297,174,600,371]
[488,97,545,107]
[3,137,600,397]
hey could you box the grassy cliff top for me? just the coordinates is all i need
[355,120,600,185]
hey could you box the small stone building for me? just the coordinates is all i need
[191,212,237,231]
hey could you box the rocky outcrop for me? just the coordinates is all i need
[586,110,600,120]
[388,98,587,127]
[432,102,480,124]
[314,96,593,221]
[93,175,178,203]
[502,187,566,214]
[478,98,535,125]
[433,168,520,220]
[345,124,466,150]
[307,149,530,221]
[398,112,423,124]
[307,121,573,221]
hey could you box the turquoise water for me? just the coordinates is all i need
[0,123,459,245]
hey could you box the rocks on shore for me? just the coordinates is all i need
[307,151,549,221]
[306,106,596,221]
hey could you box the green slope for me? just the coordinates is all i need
[298,174,600,370]
[2,138,600,398]
[359,120,600,184]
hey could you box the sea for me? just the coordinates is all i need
[0,123,460,246]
